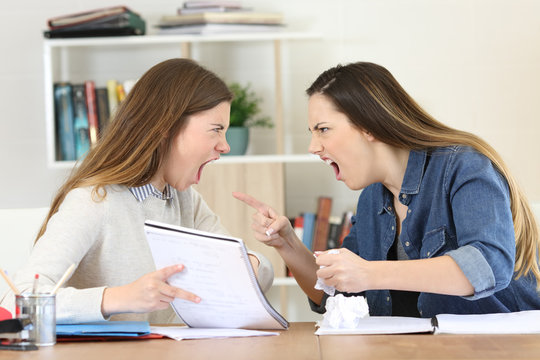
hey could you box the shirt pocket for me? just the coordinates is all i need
[421,227,447,258]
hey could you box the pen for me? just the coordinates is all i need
[32,274,39,294]
[50,264,76,295]
[0,269,20,295]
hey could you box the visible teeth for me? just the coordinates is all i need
[324,159,333,165]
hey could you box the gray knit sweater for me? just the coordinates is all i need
[1,185,273,324]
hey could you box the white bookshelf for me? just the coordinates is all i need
[42,31,328,321]
[43,31,320,168]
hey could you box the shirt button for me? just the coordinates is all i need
[402,194,407,198]
[391,226,395,230]
[405,241,410,247]
[386,297,390,302]
[388,206,392,211]
[420,310,423,316]
[408,209,411,213]
[427,251,431,256]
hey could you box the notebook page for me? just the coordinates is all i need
[434,310,540,334]
[315,316,433,335]
[144,221,288,330]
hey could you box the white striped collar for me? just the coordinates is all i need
[129,183,174,202]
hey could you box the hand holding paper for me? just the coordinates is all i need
[315,247,373,293]
[101,264,200,317]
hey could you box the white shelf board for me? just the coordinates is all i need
[43,31,321,48]
[48,154,321,169]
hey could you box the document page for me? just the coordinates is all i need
[315,316,433,335]
[434,310,540,334]
[144,221,288,330]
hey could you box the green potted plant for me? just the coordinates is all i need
[226,82,273,156]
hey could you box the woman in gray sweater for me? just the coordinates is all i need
[1,58,272,324]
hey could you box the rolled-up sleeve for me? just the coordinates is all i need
[446,245,497,300]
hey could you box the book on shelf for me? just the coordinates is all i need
[338,211,354,246]
[293,215,304,242]
[326,216,342,250]
[312,197,332,252]
[47,6,132,29]
[106,80,119,116]
[44,6,145,38]
[72,84,91,159]
[44,27,145,38]
[178,6,248,14]
[95,88,110,132]
[182,1,243,9]
[116,83,126,102]
[158,11,283,26]
[84,81,99,146]
[158,23,283,35]
[301,212,316,251]
[54,83,76,161]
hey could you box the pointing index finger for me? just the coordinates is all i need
[232,191,269,214]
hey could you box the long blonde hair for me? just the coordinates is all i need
[37,58,232,242]
[307,62,539,284]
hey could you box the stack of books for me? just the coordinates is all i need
[157,1,284,35]
[44,6,146,38]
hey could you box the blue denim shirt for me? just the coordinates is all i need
[310,146,540,317]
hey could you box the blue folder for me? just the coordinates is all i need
[56,321,151,337]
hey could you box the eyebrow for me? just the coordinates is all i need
[310,122,327,131]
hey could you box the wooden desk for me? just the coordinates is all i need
[3,323,540,360]
[1,323,319,360]
[319,332,540,360]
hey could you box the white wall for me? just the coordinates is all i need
[0,0,539,320]
[0,0,539,209]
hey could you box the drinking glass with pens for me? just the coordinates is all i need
[2,264,75,347]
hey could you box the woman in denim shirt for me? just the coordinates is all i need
[235,62,540,317]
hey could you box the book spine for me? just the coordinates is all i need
[338,211,354,246]
[95,88,110,133]
[54,83,76,161]
[293,215,304,243]
[106,79,119,116]
[326,215,342,250]
[312,197,333,252]
[302,212,316,252]
[84,81,99,146]
[116,83,126,102]
[72,84,90,159]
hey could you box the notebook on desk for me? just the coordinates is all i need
[144,220,288,330]
[315,310,540,335]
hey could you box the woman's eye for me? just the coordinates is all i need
[319,127,329,133]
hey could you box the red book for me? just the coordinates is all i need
[338,211,354,246]
[312,197,332,252]
[85,81,99,145]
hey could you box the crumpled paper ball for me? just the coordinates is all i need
[320,294,370,329]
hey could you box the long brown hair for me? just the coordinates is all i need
[37,58,233,242]
[307,61,540,284]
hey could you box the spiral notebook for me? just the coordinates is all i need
[144,220,288,330]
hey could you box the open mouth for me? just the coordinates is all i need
[197,158,218,182]
[324,158,341,179]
